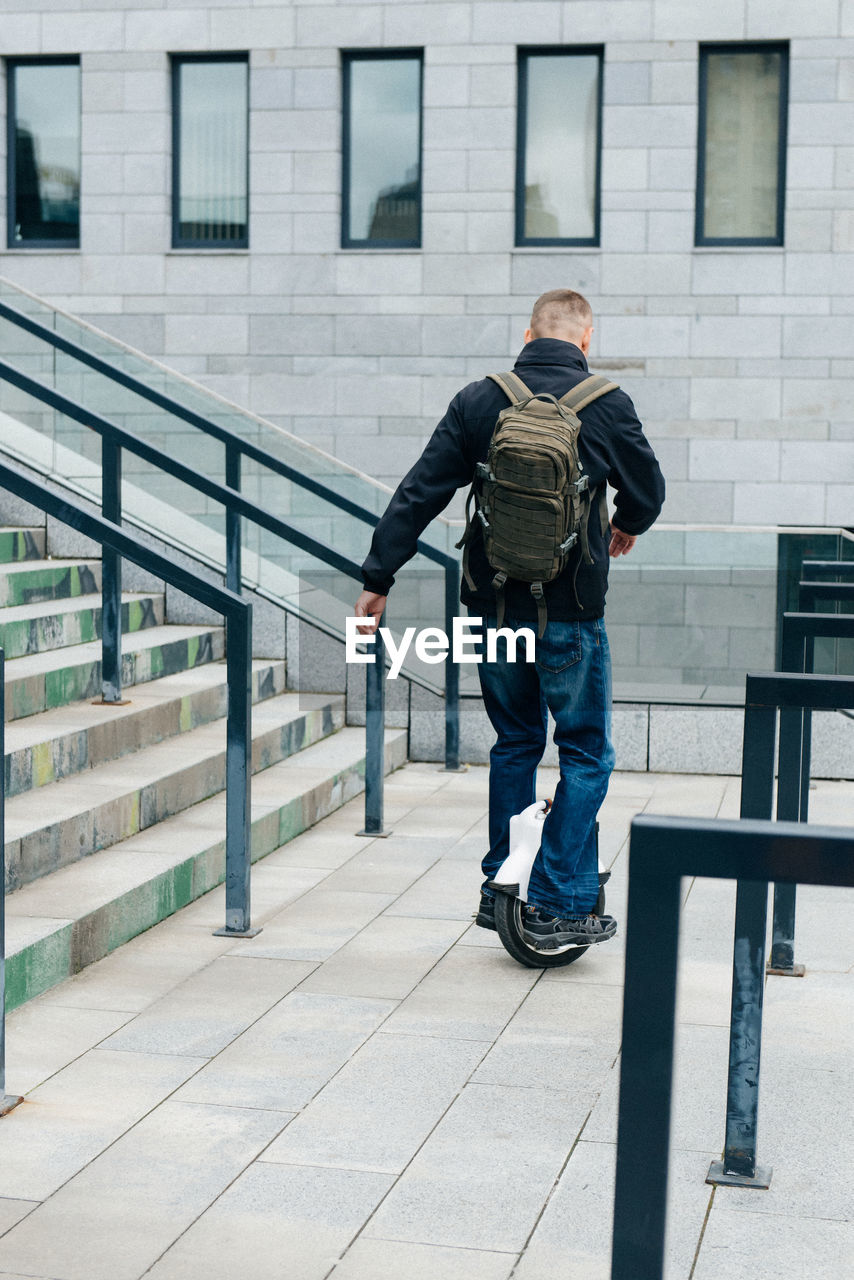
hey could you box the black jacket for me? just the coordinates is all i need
[361,338,665,622]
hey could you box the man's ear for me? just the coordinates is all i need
[579,325,594,355]
[523,327,534,344]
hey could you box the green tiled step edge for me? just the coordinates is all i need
[5,695,347,892]
[5,728,407,1011]
[5,659,286,798]
[0,593,164,661]
[0,528,44,564]
[0,560,101,608]
[5,625,225,721]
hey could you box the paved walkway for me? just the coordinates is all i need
[0,764,851,1280]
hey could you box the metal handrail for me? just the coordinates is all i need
[0,455,255,940]
[0,299,452,565]
[0,300,462,769]
[613,812,854,1280]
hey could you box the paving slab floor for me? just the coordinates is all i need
[0,763,851,1280]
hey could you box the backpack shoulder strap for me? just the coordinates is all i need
[487,371,534,404]
[558,374,619,414]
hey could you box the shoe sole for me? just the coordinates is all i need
[523,925,617,951]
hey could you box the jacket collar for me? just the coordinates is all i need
[513,337,588,371]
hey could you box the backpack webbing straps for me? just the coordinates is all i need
[492,571,508,630]
[487,371,534,404]
[558,375,619,414]
[530,582,547,638]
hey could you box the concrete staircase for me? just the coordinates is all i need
[1,526,406,1011]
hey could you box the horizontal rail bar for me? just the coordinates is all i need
[800,580,854,608]
[0,302,455,568]
[801,560,854,579]
[745,670,854,712]
[0,359,364,583]
[627,812,854,886]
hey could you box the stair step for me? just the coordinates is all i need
[4,691,346,891]
[4,622,225,720]
[0,526,45,564]
[5,658,287,797]
[0,558,101,607]
[0,591,164,660]
[4,726,407,1010]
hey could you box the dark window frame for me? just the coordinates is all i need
[341,48,424,251]
[695,41,789,248]
[171,51,250,251]
[6,55,81,250]
[515,45,604,249]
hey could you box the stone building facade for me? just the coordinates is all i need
[0,0,852,530]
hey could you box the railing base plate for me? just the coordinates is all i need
[212,927,262,938]
[356,828,392,838]
[766,963,805,977]
[1,1094,24,1118]
[92,699,132,707]
[440,764,468,773]
[706,1160,772,1189]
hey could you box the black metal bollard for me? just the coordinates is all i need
[358,612,388,837]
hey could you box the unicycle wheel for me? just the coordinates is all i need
[493,893,590,969]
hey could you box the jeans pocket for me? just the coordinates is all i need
[535,621,582,673]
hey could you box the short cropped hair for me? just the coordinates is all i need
[530,289,593,338]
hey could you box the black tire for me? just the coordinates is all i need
[493,893,590,969]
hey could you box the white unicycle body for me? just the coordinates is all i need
[488,799,609,969]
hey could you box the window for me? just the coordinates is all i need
[7,58,81,248]
[696,43,788,246]
[342,51,423,249]
[172,54,249,248]
[516,47,603,247]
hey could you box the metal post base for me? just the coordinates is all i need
[212,927,262,938]
[92,698,132,707]
[439,763,468,773]
[707,1160,772,1189]
[766,962,805,977]
[356,827,392,838]
[1,1094,24,1118]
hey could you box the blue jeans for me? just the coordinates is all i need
[476,614,616,918]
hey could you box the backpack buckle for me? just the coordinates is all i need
[476,462,492,481]
[574,475,589,493]
[477,508,491,530]
[558,533,578,554]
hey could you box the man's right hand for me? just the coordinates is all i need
[354,589,387,635]
[609,527,637,557]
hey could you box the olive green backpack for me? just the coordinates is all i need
[456,371,618,636]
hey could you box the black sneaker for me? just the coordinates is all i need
[474,890,496,931]
[523,907,617,951]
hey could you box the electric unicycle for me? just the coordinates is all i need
[488,800,610,970]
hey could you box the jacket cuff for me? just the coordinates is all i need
[361,570,393,595]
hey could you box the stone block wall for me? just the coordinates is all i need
[0,0,851,533]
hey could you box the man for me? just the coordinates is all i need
[355,289,664,949]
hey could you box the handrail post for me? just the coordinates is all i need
[358,612,387,837]
[214,601,258,937]
[707,698,775,1188]
[225,441,241,595]
[443,561,461,771]
[1,650,24,1117]
[100,437,124,703]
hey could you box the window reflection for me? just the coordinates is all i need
[699,47,786,244]
[10,60,80,246]
[344,55,422,247]
[174,57,248,247]
[519,52,601,245]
